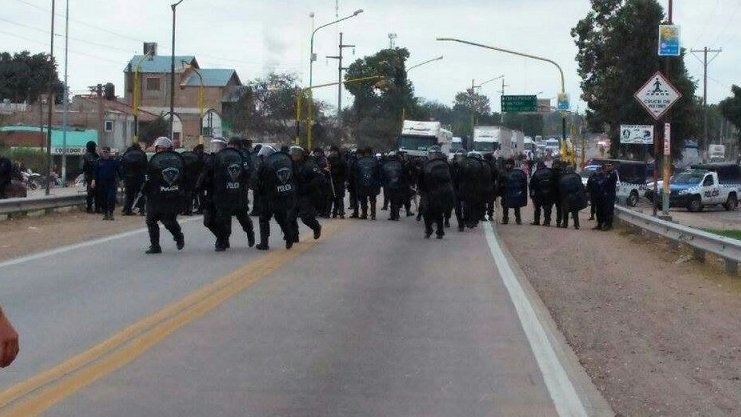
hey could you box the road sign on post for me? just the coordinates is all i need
[634,72,682,120]
[658,25,681,57]
[501,95,537,112]
[557,93,570,111]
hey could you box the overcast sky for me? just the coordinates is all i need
[1,0,739,113]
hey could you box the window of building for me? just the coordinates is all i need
[104,121,113,132]
[146,77,161,91]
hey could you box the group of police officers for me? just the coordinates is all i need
[79,135,619,254]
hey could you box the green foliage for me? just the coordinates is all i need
[719,85,741,144]
[138,116,169,146]
[454,89,491,116]
[223,72,326,144]
[502,113,545,138]
[344,48,417,149]
[0,51,64,104]
[572,0,699,157]
[4,148,48,173]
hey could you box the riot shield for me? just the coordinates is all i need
[211,148,245,211]
[264,152,295,198]
[147,150,186,211]
[382,159,403,190]
[122,148,147,179]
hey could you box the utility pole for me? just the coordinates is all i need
[61,0,69,186]
[690,46,722,157]
[498,77,510,125]
[388,33,397,49]
[326,32,354,119]
[91,84,104,147]
[45,0,56,196]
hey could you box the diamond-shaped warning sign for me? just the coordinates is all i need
[634,72,682,120]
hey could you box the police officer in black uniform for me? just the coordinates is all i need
[82,141,100,213]
[289,146,322,243]
[142,137,185,254]
[0,156,13,199]
[459,151,486,229]
[327,146,347,218]
[197,138,255,251]
[418,146,455,239]
[352,148,382,220]
[381,151,409,221]
[558,165,589,229]
[121,143,147,215]
[499,158,528,225]
[529,161,557,226]
[254,146,298,250]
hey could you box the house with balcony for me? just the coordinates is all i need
[123,43,242,148]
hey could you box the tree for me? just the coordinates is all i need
[223,73,325,144]
[453,89,491,116]
[502,113,545,138]
[572,0,698,157]
[719,85,741,145]
[138,116,169,146]
[0,51,63,104]
[344,48,417,150]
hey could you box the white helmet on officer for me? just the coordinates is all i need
[210,137,227,154]
[153,137,173,152]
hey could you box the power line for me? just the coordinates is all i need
[0,29,123,64]
[690,46,722,151]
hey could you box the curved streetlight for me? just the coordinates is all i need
[309,9,364,88]
[401,56,444,121]
[407,55,443,73]
[469,74,504,132]
[436,37,567,144]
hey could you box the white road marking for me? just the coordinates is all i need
[484,222,588,417]
[0,217,201,269]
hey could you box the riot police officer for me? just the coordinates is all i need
[418,146,455,239]
[459,151,487,229]
[529,161,557,226]
[121,143,147,216]
[352,148,381,220]
[558,165,588,229]
[82,141,100,213]
[142,137,185,254]
[381,151,410,221]
[327,146,348,218]
[449,150,466,231]
[254,146,298,250]
[499,158,528,225]
[289,146,322,242]
[197,138,255,251]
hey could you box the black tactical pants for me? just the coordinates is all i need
[146,208,182,248]
[561,208,580,229]
[358,195,377,218]
[123,177,144,214]
[453,197,464,229]
[292,196,321,239]
[554,200,563,226]
[486,194,496,220]
[502,205,522,224]
[463,198,483,228]
[99,181,117,215]
[533,200,553,225]
[603,196,616,227]
[424,209,445,237]
[258,202,296,247]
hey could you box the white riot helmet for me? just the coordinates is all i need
[153,137,173,152]
[210,137,227,154]
[257,145,277,158]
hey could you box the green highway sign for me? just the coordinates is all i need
[501,95,537,112]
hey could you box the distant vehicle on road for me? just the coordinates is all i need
[451,137,465,153]
[666,169,739,212]
[398,120,452,157]
[472,126,504,157]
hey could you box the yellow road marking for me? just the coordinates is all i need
[0,220,347,417]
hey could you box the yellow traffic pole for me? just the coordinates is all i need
[295,92,302,146]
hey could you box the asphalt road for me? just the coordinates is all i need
[0,212,605,417]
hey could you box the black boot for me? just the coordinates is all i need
[145,245,162,254]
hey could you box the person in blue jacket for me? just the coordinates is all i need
[91,146,121,220]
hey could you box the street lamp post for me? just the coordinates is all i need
[402,55,444,121]
[470,75,504,134]
[170,0,185,142]
[437,38,568,148]
[309,9,364,88]
[45,0,56,196]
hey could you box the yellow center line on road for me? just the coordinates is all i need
[0,220,348,417]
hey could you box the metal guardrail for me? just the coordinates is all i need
[0,195,86,216]
[615,206,740,275]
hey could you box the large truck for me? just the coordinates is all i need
[398,120,452,157]
[472,126,507,156]
[472,126,527,158]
